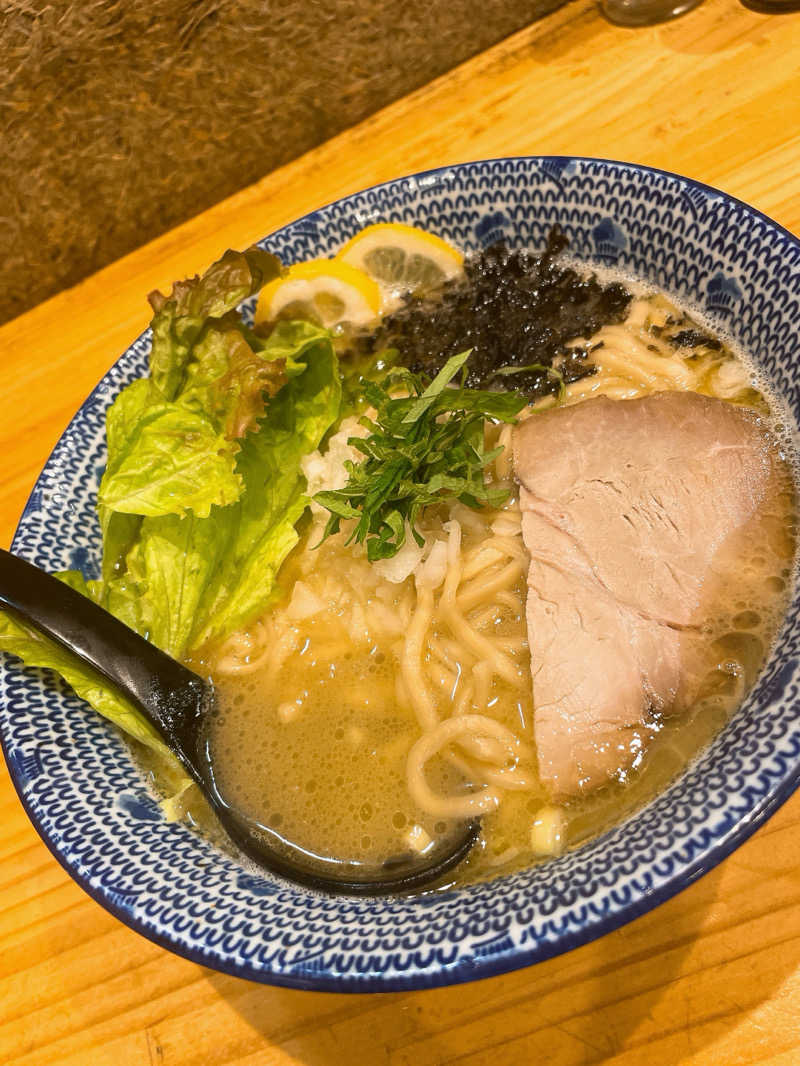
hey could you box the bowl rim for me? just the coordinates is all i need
[3,155,800,993]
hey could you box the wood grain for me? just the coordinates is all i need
[2,1,799,1063]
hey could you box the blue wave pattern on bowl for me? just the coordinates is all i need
[2,158,800,992]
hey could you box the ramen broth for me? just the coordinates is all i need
[194,287,795,887]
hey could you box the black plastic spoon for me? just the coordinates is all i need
[0,548,479,895]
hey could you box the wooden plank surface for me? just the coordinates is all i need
[2,0,799,1062]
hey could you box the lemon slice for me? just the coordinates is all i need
[256,259,381,328]
[336,223,464,306]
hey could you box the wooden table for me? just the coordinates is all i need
[2,1,800,1062]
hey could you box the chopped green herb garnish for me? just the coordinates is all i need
[313,352,527,561]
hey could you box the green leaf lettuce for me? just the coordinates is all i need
[0,247,345,810]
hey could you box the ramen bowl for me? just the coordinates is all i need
[2,157,800,991]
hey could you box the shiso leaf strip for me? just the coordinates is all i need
[313,351,527,561]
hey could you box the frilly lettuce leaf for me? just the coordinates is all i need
[0,571,177,767]
[3,572,192,810]
[105,378,166,462]
[96,322,341,656]
[191,331,341,646]
[94,322,341,657]
[148,246,281,400]
[0,241,343,814]
[98,299,323,530]
[99,378,161,579]
[125,508,235,659]
[255,318,331,363]
[97,405,242,518]
[179,320,287,440]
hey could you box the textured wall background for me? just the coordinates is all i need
[0,0,563,325]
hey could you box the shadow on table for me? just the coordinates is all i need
[204,853,800,1064]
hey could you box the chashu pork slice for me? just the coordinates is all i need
[513,390,776,798]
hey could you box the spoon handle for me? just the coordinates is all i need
[0,549,207,753]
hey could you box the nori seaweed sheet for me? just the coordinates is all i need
[347,226,633,400]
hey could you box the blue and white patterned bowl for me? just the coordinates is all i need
[3,158,800,992]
